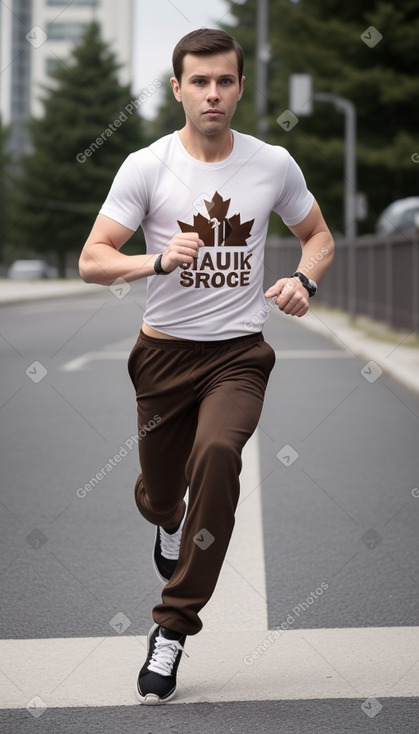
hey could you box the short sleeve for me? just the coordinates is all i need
[99,153,148,231]
[273,154,314,227]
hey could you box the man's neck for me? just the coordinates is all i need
[178,126,234,163]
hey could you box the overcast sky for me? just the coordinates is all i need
[132,0,235,118]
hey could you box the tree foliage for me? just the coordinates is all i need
[14,22,145,275]
[152,1,419,235]
[143,74,185,143]
[220,0,419,234]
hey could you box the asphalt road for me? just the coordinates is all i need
[0,281,418,733]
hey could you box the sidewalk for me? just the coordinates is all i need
[1,278,418,395]
[0,278,103,305]
[290,306,419,396]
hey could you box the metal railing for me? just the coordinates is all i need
[264,230,419,333]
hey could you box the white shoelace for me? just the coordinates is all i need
[148,633,186,677]
[159,513,185,560]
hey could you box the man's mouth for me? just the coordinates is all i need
[203,109,224,116]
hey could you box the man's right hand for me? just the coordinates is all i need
[161,232,204,273]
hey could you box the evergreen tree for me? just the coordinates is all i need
[143,73,185,143]
[14,22,145,276]
[217,0,419,235]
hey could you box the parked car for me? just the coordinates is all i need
[7,260,58,279]
[375,197,419,235]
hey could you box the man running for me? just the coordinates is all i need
[79,28,334,704]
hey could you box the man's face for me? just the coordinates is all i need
[170,50,245,137]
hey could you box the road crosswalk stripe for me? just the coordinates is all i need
[274,349,352,359]
[1,627,418,709]
[1,435,418,711]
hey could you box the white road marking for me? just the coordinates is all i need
[200,432,268,630]
[61,351,129,371]
[1,627,418,708]
[19,300,108,314]
[1,431,418,709]
[61,335,137,371]
[275,349,352,359]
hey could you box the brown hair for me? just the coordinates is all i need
[172,29,244,84]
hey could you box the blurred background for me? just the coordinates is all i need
[0,0,418,332]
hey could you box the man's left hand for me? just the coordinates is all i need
[264,277,309,317]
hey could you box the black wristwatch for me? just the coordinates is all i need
[154,254,169,275]
[292,271,317,297]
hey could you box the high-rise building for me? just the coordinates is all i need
[0,0,33,154]
[0,0,134,154]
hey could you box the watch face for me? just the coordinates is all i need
[308,280,317,296]
[293,272,317,295]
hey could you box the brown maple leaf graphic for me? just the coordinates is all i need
[204,191,230,221]
[177,191,254,247]
[176,213,213,245]
[224,214,254,247]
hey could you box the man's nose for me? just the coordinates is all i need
[206,82,220,102]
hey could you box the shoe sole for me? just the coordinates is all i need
[136,688,177,705]
[135,623,177,705]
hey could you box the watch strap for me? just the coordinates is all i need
[154,254,169,275]
[291,271,317,297]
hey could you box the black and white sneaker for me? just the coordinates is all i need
[153,508,186,583]
[136,623,187,705]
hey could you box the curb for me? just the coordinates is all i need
[0,279,104,306]
[288,307,419,396]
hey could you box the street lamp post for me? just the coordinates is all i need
[290,75,358,320]
[314,93,357,320]
[255,0,269,140]
[313,93,357,242]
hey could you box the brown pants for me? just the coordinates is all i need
[127,330,275,635]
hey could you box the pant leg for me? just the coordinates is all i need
[127,332,198,531]
[152,337,276,635]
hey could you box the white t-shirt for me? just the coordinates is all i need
[99,130,314,340]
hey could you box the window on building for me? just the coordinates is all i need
[46,22,88,42]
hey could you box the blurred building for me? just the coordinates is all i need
[0,0,33,154]
[0,0,134,154]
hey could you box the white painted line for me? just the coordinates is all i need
[61,352,129,371]
[61,335,137,371]
[0,432,270,710]
[0,281,103,306]
[184,626,419,703]
[20,300,108,314]
[1,430,418,709]
[275,349,352,359]
[1,627,418,709]
[199,432,268,631]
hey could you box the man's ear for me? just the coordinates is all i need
[170,76,182,103]
[238,75,246,101]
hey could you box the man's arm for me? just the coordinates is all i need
[79,214,202,285]
[264,200,334,317]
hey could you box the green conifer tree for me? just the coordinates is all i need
[219,0,419,234]
[14,22,144,276]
